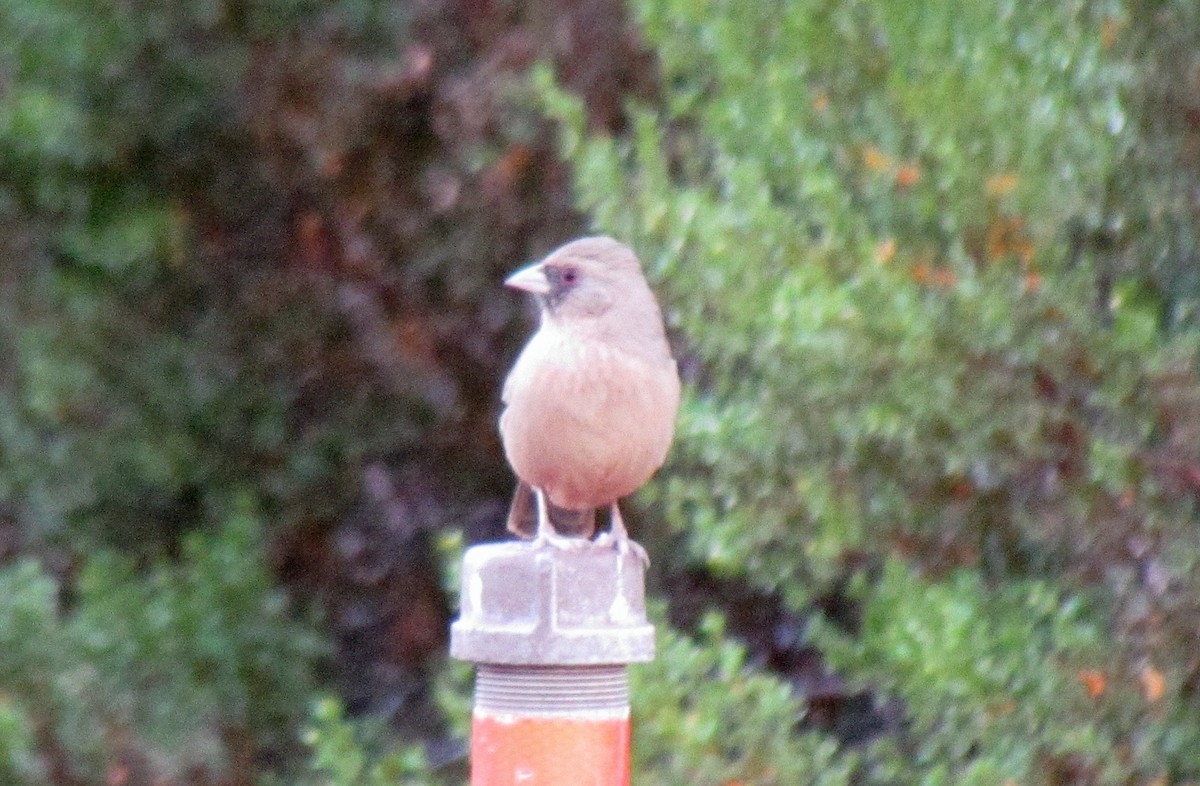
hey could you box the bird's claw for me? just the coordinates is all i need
[531,531,595,552]
[529,489,649,568]
[597,502,650,568]
[594,530,650,569]
[531,486,598,554]
[530,529,649,569]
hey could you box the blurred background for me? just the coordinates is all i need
[3,0,1200,784]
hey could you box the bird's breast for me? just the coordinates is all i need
[500,329,681,509]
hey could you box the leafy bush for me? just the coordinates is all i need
[301,698,432,786]
[631,611,853,786]
[0,505,324,785]
[1,0,573,781]
[0,0,506,554]
[814,562,1117,783]
[537,0,1200,781]
[7,0,1200,782]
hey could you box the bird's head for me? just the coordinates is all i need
[505,236,649,322]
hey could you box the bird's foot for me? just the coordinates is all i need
[531,530,595,552]
[593,530,650,568]
[594,503,650,568]
[530,486,594,553]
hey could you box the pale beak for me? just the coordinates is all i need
[504,262,552,295]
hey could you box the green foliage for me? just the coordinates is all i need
[6,0,1200,783]
[813,560,1200,783]
[814,561,1114,782]
[0,695,42,785]
[1,0,545,780]
[533,0,1187,593]
[537,0,1200,782]
[0,505,324,784]
[302,698,433,786]
[1111,1,1200,325]
[632,613,854,786]
[0,0,434,550]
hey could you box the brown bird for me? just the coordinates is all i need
[499,236,681,559]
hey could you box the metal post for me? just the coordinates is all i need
[450,541,655,786]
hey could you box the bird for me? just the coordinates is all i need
[499,236,681,561]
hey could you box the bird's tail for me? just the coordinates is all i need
[506,481,597,539]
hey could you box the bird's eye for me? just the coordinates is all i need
[544,264,581,296]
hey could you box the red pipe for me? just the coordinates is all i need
[469,664,631,786]
[450,543,653,786]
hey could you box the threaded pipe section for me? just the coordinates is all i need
[475,664,630,715]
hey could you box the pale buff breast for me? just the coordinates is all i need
[500,329,681,510]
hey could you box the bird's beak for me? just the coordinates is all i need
[504,262,552,295]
